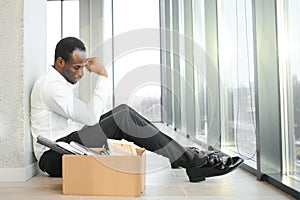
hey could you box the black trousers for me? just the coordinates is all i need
[39,104,199,177]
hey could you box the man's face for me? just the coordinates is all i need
[62,49,86,84]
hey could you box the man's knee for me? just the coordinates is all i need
[115,104,131,111]
[39,150,63,177]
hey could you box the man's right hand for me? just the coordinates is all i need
[84,57,108,77]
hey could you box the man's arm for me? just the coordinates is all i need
[43,81,99,125]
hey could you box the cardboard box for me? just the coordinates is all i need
[62,148,146,196]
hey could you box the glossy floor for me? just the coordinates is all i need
[0,124,296,200]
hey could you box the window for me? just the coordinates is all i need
[47,0,161,122]
[192,0,207,139]
[217,0,256,162]
[47,0,79,67]
[277,0,300,180]
[113,0,161,121]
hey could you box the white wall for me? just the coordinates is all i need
[0,0,47,181]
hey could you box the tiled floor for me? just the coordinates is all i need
[0,124,296,200]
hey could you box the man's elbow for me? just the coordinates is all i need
[85,114,98,126]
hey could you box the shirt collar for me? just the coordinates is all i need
[49,66,75,88]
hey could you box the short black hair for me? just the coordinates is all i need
[54,37,86,64]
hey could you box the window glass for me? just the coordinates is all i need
[62,1,79,38]
[179,0,186,132]
[47,0,79,67]
[192,0,207,140]
[113,0,161,121]
[278,0,300,180]
[47,1,61,67]
[217,0,256,161]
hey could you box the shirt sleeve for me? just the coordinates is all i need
[42,80,101,125]
[93,75,110,118]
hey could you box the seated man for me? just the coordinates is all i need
[30,37,243,182]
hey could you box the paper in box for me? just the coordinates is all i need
[62,148,146,196]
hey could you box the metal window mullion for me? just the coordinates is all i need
[204,0,221,147]
[111,0,115,108]
[276,0,291,176]
[61,0,63,38]
[159,0,166,123]
[252,0,282,178]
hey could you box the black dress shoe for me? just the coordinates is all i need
[186,155,244,182]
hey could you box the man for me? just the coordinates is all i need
[31,37,243,182]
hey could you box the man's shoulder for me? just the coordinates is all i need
[34,70,65,88]
[32,73,68,101]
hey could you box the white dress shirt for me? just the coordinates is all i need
[31,67,106,160]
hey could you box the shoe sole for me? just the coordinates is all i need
[187,157,244,183]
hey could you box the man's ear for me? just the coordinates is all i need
[55,57,65,70]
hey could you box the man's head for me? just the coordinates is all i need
[54,37,87,84]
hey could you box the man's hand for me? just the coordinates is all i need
[84,57,108,77]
